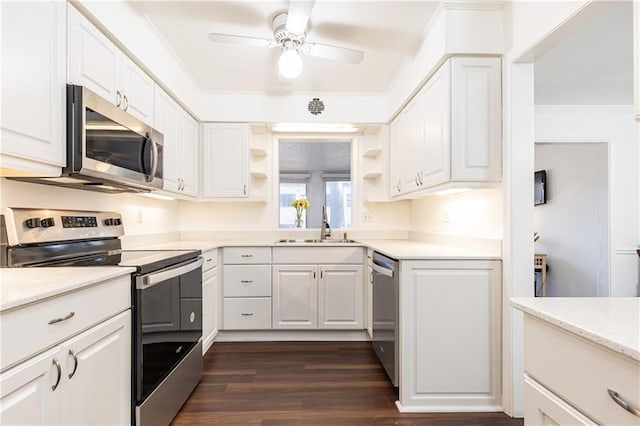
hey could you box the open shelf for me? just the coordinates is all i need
[363,148,382,158]
[363,172,382,180]
[250,147,268,158]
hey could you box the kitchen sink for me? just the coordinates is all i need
[275,239,359,244]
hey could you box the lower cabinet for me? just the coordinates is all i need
[398,259,502,411]
[272,264,364,330]
[0,311,131,425]
[202,248,219,353]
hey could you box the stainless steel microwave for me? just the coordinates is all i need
[16,85,163,193]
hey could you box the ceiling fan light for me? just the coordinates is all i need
[278,48,303,79]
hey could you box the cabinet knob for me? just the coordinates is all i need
[116,90,122,107]
[123,94,129,111]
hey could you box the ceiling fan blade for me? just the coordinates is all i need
[300,43,364,64]
[286,0,315,35]
[207,33,278,48]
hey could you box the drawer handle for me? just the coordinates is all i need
[52,358,61,391]
[206,258,213,262]
[68,349,78,379]
[240,280,253,284]
[608,389,640,417]
[48,312,75,325]
[241,313,254,316]
[240,254,253,258]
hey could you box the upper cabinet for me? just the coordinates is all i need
[0,1,66,176]
[154,88,199,197]
[201,123,250,198]
[635,1,639,121]
[67,4,154,126]
[390,57,502,198]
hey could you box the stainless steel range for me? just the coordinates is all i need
[1,208,203,426]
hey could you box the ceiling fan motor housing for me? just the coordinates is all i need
[273,12,305,45]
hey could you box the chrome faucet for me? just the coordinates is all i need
[321,204,331,240]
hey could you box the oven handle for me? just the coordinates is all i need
[137,257,203,290]
[372,262,394,278]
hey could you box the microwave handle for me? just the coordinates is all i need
[145,135,159,183]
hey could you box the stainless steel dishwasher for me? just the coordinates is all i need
[371,251,399,387]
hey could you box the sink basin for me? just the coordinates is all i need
[275,239,359,244]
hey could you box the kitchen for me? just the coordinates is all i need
[1,1,639,425]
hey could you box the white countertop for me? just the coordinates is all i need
[0,267,136,312]
[141,239,501,260]
[511,297,640,362]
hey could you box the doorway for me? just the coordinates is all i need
[534,142,609,296]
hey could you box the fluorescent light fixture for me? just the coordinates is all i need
[278,45,303,79]
[271,123,360,134]
[434,188,471,196]
[137,192,176,201]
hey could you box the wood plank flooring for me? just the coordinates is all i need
[172,342,523,426]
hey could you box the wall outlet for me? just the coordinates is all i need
[137,209,143,223]
[442,208,450,224]
[363,212,373,223]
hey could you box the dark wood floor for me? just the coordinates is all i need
[172,342,523,426]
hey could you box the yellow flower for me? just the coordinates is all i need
[290,198,309,209]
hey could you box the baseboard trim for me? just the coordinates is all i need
[214,330,371,342]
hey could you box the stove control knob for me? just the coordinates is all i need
[40,218,55,228]
[104,218,114,226]
[24,218,41,228]
[114,218,122,226]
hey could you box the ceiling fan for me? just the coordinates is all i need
[207,0,364,80]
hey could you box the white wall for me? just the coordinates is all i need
[535,106,639,296]
[0,179,180,238]
[409,189,503,240]
[534,143,609,297]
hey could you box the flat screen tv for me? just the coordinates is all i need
[534,170,547,205]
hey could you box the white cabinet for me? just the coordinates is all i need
[202,123,250,198]
[67,4,154,126]
[271,247,365,331]
[318,265,364,329]
[272,265,318,329]
[222,247,272,330]
[365,249,374,338]
[154,88,199,196]
[0,312,131,426]
[635,0,640,121]
[0,0,66,176]
[390,57,501,198]
[398,259,502,411]
[202,249,219,353]
[0,276,131,426]
[59,312,131,425]
[523,315,640,426]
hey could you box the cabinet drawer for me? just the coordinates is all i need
[1,276,131,371]
[524,316,640,426]
[224,247,271,264]
[202,249,218,272]
[223,265,271,297]
[524,375,596,425]
[223,298,271,330]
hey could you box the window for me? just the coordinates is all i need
[279,182,307,228]
[325,181,351,229]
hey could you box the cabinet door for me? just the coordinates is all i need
[272,265,318,329]
[203,266,218,353]
[154,88,181,193]
[401,95,423,194]
[389,111,405,196]
[450,57,501,182]
[61,311,131,426]
[67,4,119,104]
[0,348,61,425]
[318,264,364,329]
[400,260,502,409]
[202,124,249,198]
[418,61,451,188]
[180,113,200,196]
[1,0,65,174]
[118,59,154,126]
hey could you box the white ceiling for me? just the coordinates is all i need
[133,1,440,93]
[534,1,633,105]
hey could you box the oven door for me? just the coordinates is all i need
[68,84,164,190]
[134,257,203,407]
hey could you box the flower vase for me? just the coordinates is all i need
[295,211,303,228]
